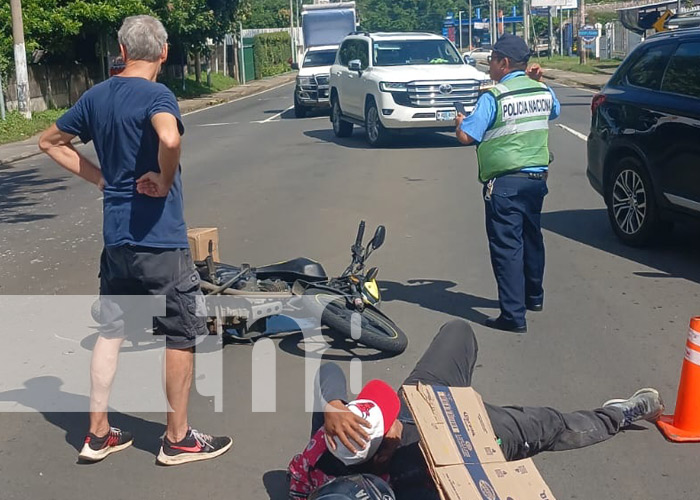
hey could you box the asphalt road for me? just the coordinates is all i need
[1,81,699,500]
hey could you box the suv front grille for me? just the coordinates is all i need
[315,74,330,86]
[405,80,481,108]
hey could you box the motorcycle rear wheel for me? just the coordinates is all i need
[305,288,408,354]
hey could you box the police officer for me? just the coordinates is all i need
[455,34,560,333]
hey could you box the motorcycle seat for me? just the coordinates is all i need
[255,257,327,281]
[199,258,328,285]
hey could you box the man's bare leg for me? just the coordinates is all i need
[80,335,133,462]
[164,346,193,443]
[157,345,232,465]
[89,336,124,436]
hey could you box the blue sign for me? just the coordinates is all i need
[578,28,599,41]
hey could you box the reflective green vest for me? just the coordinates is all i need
[476,75,552,182]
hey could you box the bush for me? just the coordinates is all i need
[253,31,292,80]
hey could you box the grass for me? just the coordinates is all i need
[0,109,66,146]
[533,55,623,74]
[161,71,239,99]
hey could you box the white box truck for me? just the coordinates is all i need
[292,2,356,118]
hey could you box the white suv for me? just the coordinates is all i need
[329,32,490,146]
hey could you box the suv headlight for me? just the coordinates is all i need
[479,80,495,93]
[379,82,408,92]
[297,76,314,87]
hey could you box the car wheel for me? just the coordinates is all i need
[294,96,307,118]
[605,156,662,246]
[365,99,390,147]
[331,98,353,137]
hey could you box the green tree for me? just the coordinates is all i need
[243,0,290,29]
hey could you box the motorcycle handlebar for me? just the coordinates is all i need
[355,221,366,248]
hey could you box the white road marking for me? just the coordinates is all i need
[182,81,295,117]
[557,123,588,141]
[195,122,239,127]
[252,105,294,124]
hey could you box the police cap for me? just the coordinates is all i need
[492,34,531,62]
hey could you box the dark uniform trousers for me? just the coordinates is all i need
[484,173,549,326]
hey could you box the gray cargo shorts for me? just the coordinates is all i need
[95,245,208,349]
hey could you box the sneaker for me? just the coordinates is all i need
[78,427,133,462]
[603,388,665,428]
[156,428,233,466]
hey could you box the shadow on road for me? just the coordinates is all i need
[0,163,65,224]
[381,280,498,324]
[263,469,289,500]
[304,129,465,150]
[0,376,164,456]
[276,328,403,361]
[280,108,330,120]
[541,209,700,284]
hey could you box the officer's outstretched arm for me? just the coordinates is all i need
[456,127,476,145]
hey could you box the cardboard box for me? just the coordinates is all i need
[402,383,556,500]
[187,227,219,262]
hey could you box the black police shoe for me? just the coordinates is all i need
[484,316,527,334]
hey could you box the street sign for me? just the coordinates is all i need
[578,26,600,42]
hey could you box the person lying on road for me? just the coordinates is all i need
[288,319,664,499]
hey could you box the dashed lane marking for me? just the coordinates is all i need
[252,105,294,124]
[557,123,588,141]
[195,122,240,127]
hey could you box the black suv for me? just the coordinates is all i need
[587,28,700,245]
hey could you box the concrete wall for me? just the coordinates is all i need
[5,64,101,112]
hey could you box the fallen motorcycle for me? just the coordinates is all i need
[195,221,408,355]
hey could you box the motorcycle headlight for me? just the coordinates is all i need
[297,76,314,87]
[379,82,408,92]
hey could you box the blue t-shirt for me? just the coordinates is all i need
[460,71,560,173]
[57,76,188,248]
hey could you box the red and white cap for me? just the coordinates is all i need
[325,380,401,465]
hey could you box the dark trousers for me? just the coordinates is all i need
[313,319,624,461]
[484,175,548,326]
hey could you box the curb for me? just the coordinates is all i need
[541,72,604,91]
[0,73,297,166]
[0,148,44,165]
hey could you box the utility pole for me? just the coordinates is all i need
[523,0,529,46]
[10,0,31,119]
[289,0,296,63]
[548,7,553,58]
[560,7,564,56]
[469,0,473,50]
[459,11,463,52]
[490,0,496,45]
[579,0,586,64]
[0,72,6,120]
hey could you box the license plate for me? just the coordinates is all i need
[436,110,456,121]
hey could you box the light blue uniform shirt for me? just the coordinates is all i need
[460,71,561,173]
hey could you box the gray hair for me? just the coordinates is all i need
[118,15,168,62]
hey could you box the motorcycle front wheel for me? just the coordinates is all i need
[304,288,408,354]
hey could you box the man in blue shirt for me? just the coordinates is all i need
[39,15,232,465]
[454,34,560,333]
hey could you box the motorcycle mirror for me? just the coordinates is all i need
[366,267,379,282]
[369,226,386,250]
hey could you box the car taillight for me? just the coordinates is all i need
[591,93,606,114]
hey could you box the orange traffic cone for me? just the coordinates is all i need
[657,317,700,442]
